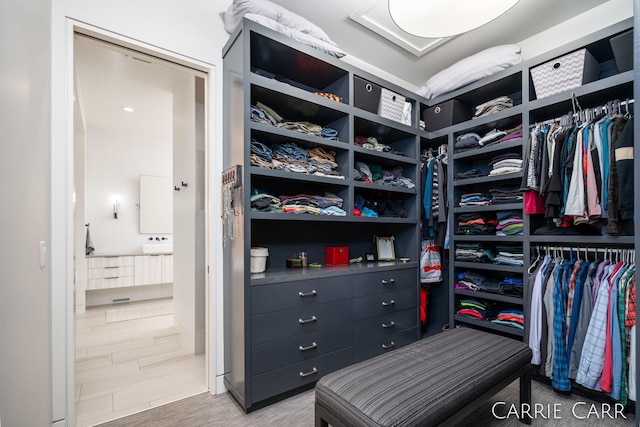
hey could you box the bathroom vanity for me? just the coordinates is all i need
[85,252,173,306]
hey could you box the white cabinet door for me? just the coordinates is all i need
[161,254,174,283]
[135,255,163,285]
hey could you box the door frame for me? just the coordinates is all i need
[51,18,222,426]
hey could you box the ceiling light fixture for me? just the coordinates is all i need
[122,106,134,112]
[388,0,520,39]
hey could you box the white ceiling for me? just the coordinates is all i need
[271,0,610,87]
[74,35,178,136]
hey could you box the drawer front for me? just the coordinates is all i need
[251,347,352,404]
[352,287,417,321]
[87,275,135,290]
[251,276,351,315]
[87,256,135,268]
[353,327,418,363]
[352,308,417,341]
[252,325,351,375]
[87,266,134,279]
[251,299,351,345]
[352,269,416,297]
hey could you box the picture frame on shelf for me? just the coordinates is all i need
[375,236,396,261]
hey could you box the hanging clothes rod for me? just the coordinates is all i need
[530,98,635,128]
[532,245,635,262]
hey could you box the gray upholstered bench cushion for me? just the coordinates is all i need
[315,328,532,426]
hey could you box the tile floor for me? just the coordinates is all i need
[75,298,207,427]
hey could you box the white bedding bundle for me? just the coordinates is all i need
[221,0,346,58]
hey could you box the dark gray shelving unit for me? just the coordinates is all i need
[222,19,426,411]
[222,15,635,414]
[416,17,635,410]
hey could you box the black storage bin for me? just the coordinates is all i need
[354,76,382,114]
[610,30,633,73]
[423,100,471,132]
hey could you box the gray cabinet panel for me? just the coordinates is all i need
[353,327,418,363]
[251,299,351,345]
[352,268,416,297]
[251,276,351,315]
[352,287,417,321]
[252,325,351,374]
[251,347,352,404]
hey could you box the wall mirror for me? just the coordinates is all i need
[140,175,173,233]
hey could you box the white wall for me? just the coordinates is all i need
[1,0,53,426]
[85,125,173,254]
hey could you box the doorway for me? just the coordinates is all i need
[72,33,209,426]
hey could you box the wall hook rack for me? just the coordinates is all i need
[181,181,188,187]
[174,186,181,191]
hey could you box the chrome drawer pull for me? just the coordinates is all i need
[381,279,395,285]
[298,315,317,324]
[104,266,119,269]
[382,341,396,349]
[299,367,318,378]
[298,290,317,297]
[105,276,119,279]
[382,321,395,328]
[299,342,318,351]
[381,300,396,306]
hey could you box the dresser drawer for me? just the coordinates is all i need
[251,276,351,315]
[352,287,417,321]
[352,308,417,341]
[353,327,418,363]
[87,276,135,290]
[251,299,351,345]
[87,256,135,268]
[252,325,351,375]
[87,265,135,279]
[352,268,416,297]
[251,347,352,404]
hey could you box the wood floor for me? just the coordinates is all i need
[75,298,207,427]
[97,379,636,427]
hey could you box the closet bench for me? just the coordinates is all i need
[315,328,532,426]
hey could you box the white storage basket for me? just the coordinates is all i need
[378,87,406,123]
[530,48,599,99]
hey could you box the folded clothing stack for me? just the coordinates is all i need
[459,192,492,207]
[354,136,406,156]
[454,168,484,180]
[455,271,501,293]
[250,140,345,179]
[457,299,498,320]
[489,187,523,204]
[474,95,513,118]
[354,194,407,218]
[454,242,495,263]
[456,212,498,235]
[495,210,523,236]
[454,132,481,151]
[488,152,523,176]
[354,162,415,189]
[250,103,338,140]
[498,276,524,297]
[491,308,524,329]
[250,189,346,216]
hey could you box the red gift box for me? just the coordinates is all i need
[325,246,349,265]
